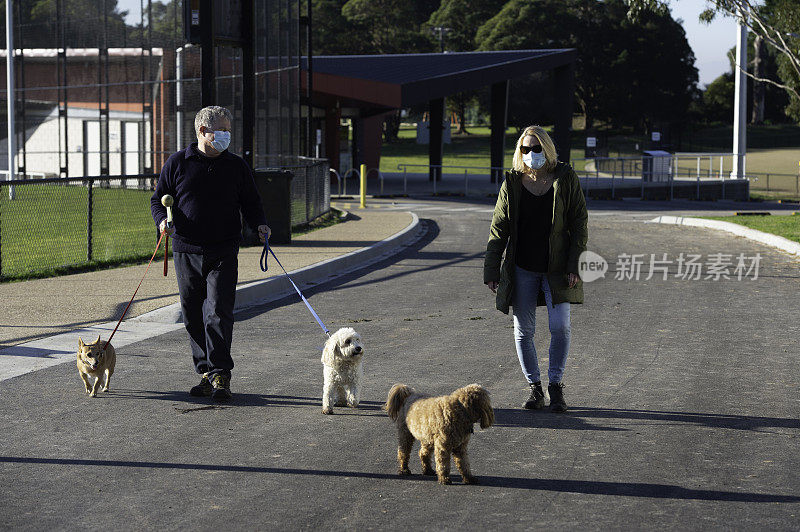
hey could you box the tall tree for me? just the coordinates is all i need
[341,0,435,54]
[476,0,698,132]
[426,0,507,134]
[625,0,800,121]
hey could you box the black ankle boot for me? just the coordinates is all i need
[548,382,567,413]
[524,382,545,410]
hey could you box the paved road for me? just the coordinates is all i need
[2,198,799,529]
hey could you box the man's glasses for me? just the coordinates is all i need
[520,145,543,154]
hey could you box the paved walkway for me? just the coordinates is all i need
[1,197,798,529]
[0,208,413,349]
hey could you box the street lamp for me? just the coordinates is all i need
[431,26,452,53]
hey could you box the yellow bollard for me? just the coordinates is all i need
[360,163,367,208]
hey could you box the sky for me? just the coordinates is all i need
[115,0,737,88]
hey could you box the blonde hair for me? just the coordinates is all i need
[511,125,558,174]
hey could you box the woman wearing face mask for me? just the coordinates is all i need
[484,125,588,412]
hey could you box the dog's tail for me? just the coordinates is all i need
[384,383,414,421]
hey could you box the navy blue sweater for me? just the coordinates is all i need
[150,143,268,254]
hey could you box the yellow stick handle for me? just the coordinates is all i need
[360,164,366,208]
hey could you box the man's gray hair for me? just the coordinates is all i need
[194,106,233,135]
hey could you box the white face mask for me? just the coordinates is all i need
[209,130,231,152]
[523,150,546,170]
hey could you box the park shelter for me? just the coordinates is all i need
[301,49,577,181]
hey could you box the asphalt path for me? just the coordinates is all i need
[2,198,799,530]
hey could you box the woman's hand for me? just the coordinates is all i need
[568,273,579,288]
[486,281,498,294]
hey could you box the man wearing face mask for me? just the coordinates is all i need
[484,125,588,413]
[151,106,271,402]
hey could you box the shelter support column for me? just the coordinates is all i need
[553,62,574,164]
[490,81,508,183]
[325,104,340,177]
[428,98,444,182]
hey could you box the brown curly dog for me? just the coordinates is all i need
[385,383,494,485]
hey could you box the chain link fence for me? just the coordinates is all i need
[0,159,330,281]
[0,175,158,280]
[1,1,331,281]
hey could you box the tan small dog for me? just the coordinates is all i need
[77,336,116,397]
[385,383,494,485]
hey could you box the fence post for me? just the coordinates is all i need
[87,178,94,261]
[766,173,769,192]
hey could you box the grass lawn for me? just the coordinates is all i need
[0,182,342,282]
[698,214,800,244]
[380,124,800,179]
[0,184,158,281]
[380,126,588,175]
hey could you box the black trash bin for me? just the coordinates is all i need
[247,169,293,245]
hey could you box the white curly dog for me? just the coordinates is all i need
[321,327,364,415]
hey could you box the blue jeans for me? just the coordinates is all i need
[512,266,571,384]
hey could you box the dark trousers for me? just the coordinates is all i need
[174,251,238,379]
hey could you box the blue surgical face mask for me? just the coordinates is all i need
[209,130,231,152]
[523,151,546,170]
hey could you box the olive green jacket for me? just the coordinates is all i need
[484,162,588,314]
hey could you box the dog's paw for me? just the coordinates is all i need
[89,392,97,398]
[438,476,452,485]
[462,475,479,485]
[322,407,334,415]
[348,402,359,409]
[421,466,436,476]
[334,400,346,407]
[101,387,109,392]
[398,468,412,476]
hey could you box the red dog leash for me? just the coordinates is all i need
[103,231,168,350]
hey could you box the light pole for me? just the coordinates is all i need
[5,0,16,199]
[731,4,747,179]
[431,26,452,53]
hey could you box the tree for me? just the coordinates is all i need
[625,0,800,120]
[425,0,507,134]
[426,0,507,52]
[476,0,698,132]
[311,0,372,55]
[1,0,128,48]
[341,0,435,54]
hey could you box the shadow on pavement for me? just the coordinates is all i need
[495,407,799,433]
[236,219,444,322]
[110,389,385,412]
[2,456,797,502]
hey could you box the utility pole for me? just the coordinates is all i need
[731,5,747,179]
[6,0,16,199]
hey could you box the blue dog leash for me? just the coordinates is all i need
[261,240,331,337]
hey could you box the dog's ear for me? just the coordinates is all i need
[460,384,494,429]
[321,335,337,365]
[78,337,84,348]
[478,391,495,429]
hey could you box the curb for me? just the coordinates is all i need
[132,212,424,324]
[647,215,800,257]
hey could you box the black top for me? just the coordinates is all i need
[515,184,554,273]
[150,143,268,254]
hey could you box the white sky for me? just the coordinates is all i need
[115,0,737,88]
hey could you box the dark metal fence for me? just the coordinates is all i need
[259,156,330,227]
